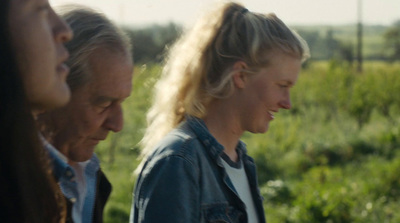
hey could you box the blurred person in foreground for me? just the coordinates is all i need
[131,2,309,223]
[37,5,133,223]
[0,0,73,222]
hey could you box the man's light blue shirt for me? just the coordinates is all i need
[43,138,100,223]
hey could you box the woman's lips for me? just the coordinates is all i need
[57,63,70,79]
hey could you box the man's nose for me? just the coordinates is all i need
[104,105,123,132]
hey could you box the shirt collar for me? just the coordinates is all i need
[40,134,101,182]
[42,139,75,181]
[186,116,248,160]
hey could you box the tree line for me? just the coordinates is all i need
[122,21,400,64]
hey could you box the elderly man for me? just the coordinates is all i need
[38,6,133,223]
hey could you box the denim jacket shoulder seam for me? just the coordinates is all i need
[137,152,199,203]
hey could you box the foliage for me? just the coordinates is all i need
[96,61,400,223]
[123,23,182,64]
[295,24,388,62]
[124,23,392,65]
[383,20,400,61]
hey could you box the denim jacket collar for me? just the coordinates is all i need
[186,116,248,162]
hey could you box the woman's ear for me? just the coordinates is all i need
[232,61,248,89]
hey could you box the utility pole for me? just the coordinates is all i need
[356,0,363,72]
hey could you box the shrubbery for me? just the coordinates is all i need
[248,61,400,222]
[97,61,400,223]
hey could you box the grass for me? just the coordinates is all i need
[96,61,400,223]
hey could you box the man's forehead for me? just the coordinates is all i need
[89,82,131,101]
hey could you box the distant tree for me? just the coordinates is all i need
[297,29,340,60]
[325,29,340,59]
[297,30,320,49]
[383,20,400,61]
[338,42,354,64]
[298,28,342,60]
[124,23,182,64]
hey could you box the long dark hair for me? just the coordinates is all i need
[0,1,65,222]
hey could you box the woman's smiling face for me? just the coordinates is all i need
[238,51,301,134]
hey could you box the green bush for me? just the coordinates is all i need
[95,61,400,223]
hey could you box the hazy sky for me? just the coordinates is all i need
[50,0,400,27]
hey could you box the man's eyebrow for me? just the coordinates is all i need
[92,96,117,104]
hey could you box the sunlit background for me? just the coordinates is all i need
[47,0,400,222]
[50,0,400,27]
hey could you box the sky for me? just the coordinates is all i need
[49,0,400,28]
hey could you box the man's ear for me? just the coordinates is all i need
[232,61,249,89]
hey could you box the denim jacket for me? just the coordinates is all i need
[131,117,266,223]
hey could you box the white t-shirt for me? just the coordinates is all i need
[220,153,259,223]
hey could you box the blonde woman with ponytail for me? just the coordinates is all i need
[131,2,309,223]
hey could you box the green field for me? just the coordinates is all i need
[96,61,400,223]
[293,24,390,60]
